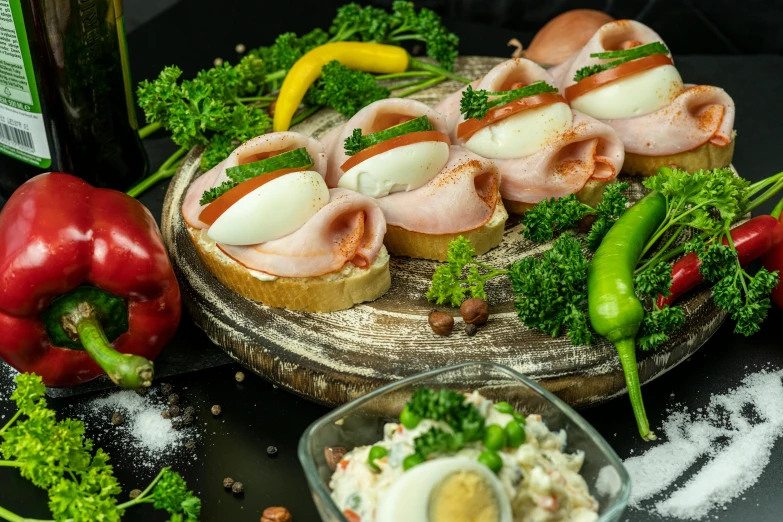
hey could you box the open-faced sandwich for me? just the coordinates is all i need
[182,132,390,312]
[434,58,625,214]
[550,19,735,176]
[321,99,506,261]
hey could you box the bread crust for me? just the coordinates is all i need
[383,201,508,261]
[622,137,735,177]
[187,227,391,312]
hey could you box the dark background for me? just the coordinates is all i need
[1,1,783,521]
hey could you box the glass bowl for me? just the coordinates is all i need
[298,361,630,522]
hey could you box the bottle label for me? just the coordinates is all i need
[0,0,51,168]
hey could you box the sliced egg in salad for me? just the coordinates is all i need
[570,64,683,120]
[375,457,513,522]
[464,102,572,160]
[207,170,329,246]
[338,140,450,198]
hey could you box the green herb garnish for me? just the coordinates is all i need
[199,147,314,205]
[306,61,391,117]
[573,42,670,82]
[343,116,434,156]
[0,373,200,521]
[459,81,559,121]
[404,388,485,442]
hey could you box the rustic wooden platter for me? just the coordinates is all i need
[161,56,726,409]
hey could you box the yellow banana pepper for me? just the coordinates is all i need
[273,42,410,132]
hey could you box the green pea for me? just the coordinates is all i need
[367,445,388,472]
[483,424,507,451]
[505,420,526,448]
[513,411,527,425]
[403,453,424,471]
[494,401,514,414]
[478,450,503,473]
[400,405,421,429]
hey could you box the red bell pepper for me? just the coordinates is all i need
[0,173,181,388]
[762,199,783,309]
[657,215,783,308]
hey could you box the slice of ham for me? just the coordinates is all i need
[498,111,624,204]
[218,189,386,278]
[182,132,327,229]
[549,20,735,155]
[321,98,449,188]
[378,146,500,234]
[433,58,560,144]
[603,85,734,155]
[550,20,669,92]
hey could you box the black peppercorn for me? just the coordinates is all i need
[231,481,244,494]
[111,413,124,426]
[171,418,184,430]
[182,414,195,427]
[135,387,148,396]
[465,323,478,336]
[266,445,278,456]
[168,393,180,405]
[129,489,142,499]
[184,406,195,417]
[223,477,234,489]
[161,383,174,395]
[185,440,196,450]
[169,405,181,417]
[211,404,222,416]
[161,409,171,420]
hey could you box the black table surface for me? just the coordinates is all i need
[2,1,783,521]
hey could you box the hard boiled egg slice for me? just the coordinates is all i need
[570,64,683,120]
[464,102,572,160]
[337,141,450,198]
[207,171,329,246]
[375,457,513,522]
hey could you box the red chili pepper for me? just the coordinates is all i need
[0,173,181,388]
[657,215,783,308]
[761,200,783,309]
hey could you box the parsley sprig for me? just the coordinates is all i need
[573,42,670,82]
[521,181,630,251]
[459,81,559,121]
[405,388,485,442]
[0,374,200,522]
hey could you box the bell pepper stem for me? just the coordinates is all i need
[69,310,154,389]
[615,337,656,441]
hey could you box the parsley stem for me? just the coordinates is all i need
[396,76,446,98]
[290,105,322,126]
[376,71,436,80]
[138,121,161,140]
[0,410,21,434]
[237,96,276,103]
[745,176,783,215]
[264,69,287,83]
[116,467,170,510]
[408,56,471,84]
[0,506,49,522]
[390,78,434,91]
[0,461,21,467]
[772,197,783,220]
[126,147,188,198]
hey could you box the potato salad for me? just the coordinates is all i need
[329,389,599,522]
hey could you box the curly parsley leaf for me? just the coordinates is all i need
[306,61,390,118]
[634,261,673,299]
[405,388,485,441]
[638,305,685,351]
[459,81,557,120]
[698,244,737,282]
[508,233,593,345]
[414,427,465,458]
[521,194,590,243]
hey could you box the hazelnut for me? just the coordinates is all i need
[223,477,234,489]
[324,446,347,471]
[460,298,489,326]
[428,310,454,336]
[231,481,244,494]
[261,506,292,522]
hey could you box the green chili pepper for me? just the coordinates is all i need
[587,191,667,441]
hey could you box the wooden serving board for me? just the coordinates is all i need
[161,56,726,409]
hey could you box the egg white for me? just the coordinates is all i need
[337,141,450,198]
[207,171,329,246]
[570,64,683,120]
[375,457,513,522]
[464,102,572,160]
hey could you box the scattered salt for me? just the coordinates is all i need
[625,369,783,519]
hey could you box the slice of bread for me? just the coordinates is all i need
[622,136,735,177]
[383,200,508,262]
[503,178,613,214]
[187,227,391,312]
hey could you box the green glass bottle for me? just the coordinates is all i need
[0,0,147,198]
